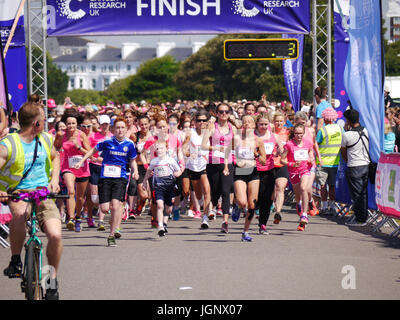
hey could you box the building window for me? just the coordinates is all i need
[79,78,83,89]
[91,65,96,72]
[91,79,96,89]
[70,78,75,89]
[127,64,131,71]
[104,78,110,89]
[81,65,86,72]
[108,65,114,72]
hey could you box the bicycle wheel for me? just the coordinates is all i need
[24,241,42,300]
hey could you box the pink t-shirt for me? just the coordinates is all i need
[61,130,90,178]
[284,138,313,175]
[208,122,234,164]
[88,131,113,165]
[256,133,276,172]
[143,133,182,163]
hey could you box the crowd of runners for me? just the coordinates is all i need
[3,87,400,248]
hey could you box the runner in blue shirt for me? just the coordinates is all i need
[75,116,138,247]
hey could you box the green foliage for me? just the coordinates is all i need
[124,55,181,104]
[29,47,69,104]
[66,89,108,106]
[385,40,400,76]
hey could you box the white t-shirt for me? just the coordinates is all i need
[341,127,370,167]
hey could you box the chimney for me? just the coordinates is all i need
[156,42,175,58]
[87,43,106,60]
[192,42,205,54]
[121,43,141,60]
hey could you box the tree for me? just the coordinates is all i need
[29,47,69,104]
[66,89,107,106]
[124,55,181,104]
[385,40,400,76]
[175,34,314,102]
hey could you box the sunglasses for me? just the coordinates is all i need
[169,122,178,126]
[196,119,207,122]
[81,125,92,128]
[218,110,230,114]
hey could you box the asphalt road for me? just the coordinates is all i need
[1,205,400,302]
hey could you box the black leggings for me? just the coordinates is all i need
[206,163,234,215]
[257,169,276,226]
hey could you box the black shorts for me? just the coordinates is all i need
[98,178,128,204]
[188,169,207,181]
[89,163,102,185]
[234,167,260,183]
[62,172,89,183]
[154,184,176,206]
[274,165,289,180]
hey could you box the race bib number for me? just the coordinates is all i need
[237,147,254,160]
[213,144,225,158]
[154,165,170,177]
[193,155,207,167]
[68,156,83,168]
[294,149,309,161]
[104,165,121,178]
[264,142,274,155]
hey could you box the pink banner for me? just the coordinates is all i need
[375,153,400,218]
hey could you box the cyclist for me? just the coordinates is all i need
[0,102,62,300]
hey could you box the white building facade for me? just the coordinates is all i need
[54,41,205,91]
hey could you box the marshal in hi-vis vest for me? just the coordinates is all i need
[0,132,53,191]
[317,123,343,166]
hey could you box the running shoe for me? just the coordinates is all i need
[128,210,136,220]
[44,279,59,300]
[172,208,180,221]
[107,236,117,247]
[297,224,305,231]
[158,228,166,237]
[297,215,309,231]
[163,223,168,234]
[231,204,240,222]
[97,221,105,231]
[221,222,229,233]
[3,260,22,278]
[241,232,252,242]
[194,211,202,219]
[217,204,223,216]
[66,219,75,231]
[75,219,82,232]
[187,210,195,218]
[201,216,209,229]
[114,228,122,239]
[208,209,216,220]
[87,218,96,228]
[300,215,309,225]
[273,212,282,224]
[259,224,268,235]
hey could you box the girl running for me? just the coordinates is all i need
[201,103,236,234]
[54,109,91,232]
[280,123,314,231]
[232,115,266,242]
[255,114,280,234]
[271,111,290,219]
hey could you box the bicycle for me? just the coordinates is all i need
[6,188,69,300]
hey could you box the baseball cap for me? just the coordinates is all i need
[99,115,110,125]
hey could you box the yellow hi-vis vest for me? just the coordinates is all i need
[0,132,53,191]
[318,123,342,166]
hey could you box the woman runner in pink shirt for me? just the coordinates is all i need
[280,123,314,231]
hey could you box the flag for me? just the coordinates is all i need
[343,0,385,163]
[0,39,8,111]
[282,34,304,112]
